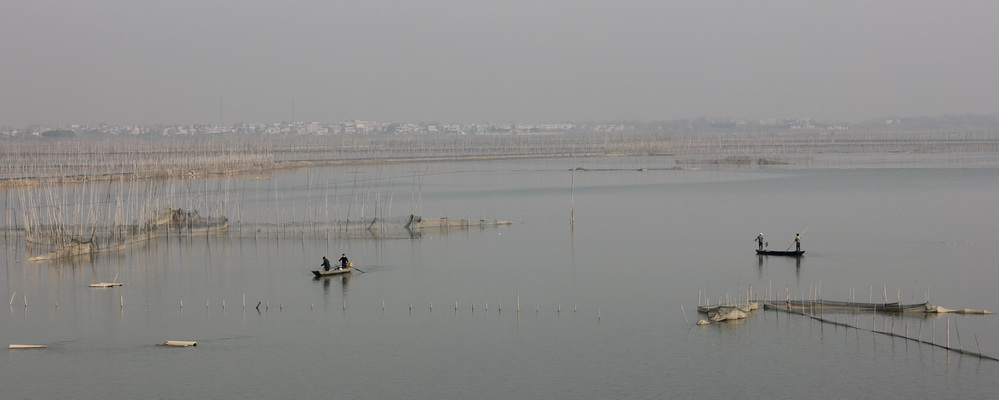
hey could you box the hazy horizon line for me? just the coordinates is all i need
[5,112,998,130]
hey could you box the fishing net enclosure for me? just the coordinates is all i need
[24,207,229,261]
[239,215,512,240]
[761,300,993,314]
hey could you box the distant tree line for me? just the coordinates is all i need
[40,130,76,138]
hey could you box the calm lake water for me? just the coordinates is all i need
[3,153,999,399]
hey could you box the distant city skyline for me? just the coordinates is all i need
[3,1,999,127]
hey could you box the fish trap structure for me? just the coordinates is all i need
[25,207,228,261]
[761,299,994,315]
[762,299,998,361]
[237,215,513,240]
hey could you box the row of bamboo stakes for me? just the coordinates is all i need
[3,129,998,182]
[5,292,599,350]
[6,291,599,319]
[5,130,999,253]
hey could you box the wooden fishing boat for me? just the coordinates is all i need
[756,249,804,256]
[90,273,122,287]
[312,267,353,277]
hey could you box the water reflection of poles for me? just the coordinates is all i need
[795,257,801,284]
[569,162,576,227]
[569,161,577,273]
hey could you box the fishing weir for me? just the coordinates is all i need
[696,296,996,362]
[242,215,512,239]
[19,209,512,260]
[23,207,229,261]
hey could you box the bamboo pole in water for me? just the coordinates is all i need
[955,319,962,350]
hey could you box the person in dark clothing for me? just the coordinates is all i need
[756,233,765,250]
[321,256,332,271]
[338,254,349,269]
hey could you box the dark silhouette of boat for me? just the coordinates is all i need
[756,249,804,256]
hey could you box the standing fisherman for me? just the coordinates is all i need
[755,233,765,250]
[794,233,801,251]
[321,256,332,271]
[338,253,350,270]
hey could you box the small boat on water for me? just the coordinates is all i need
[756,249,804,256]
[312,263,354,277]
[312,268,352,277]
[89,282,123,288]
[90,273,122,287]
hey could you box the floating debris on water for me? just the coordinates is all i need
[9,344,47,349]
[157,341,197,347]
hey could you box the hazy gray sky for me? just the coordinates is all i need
[3,1,998,126]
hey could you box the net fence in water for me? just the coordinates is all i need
[762,300,993,314]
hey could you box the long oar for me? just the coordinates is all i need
[786,227,808,251]
[351,266,366,273]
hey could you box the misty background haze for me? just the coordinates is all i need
[3,1,998,127]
